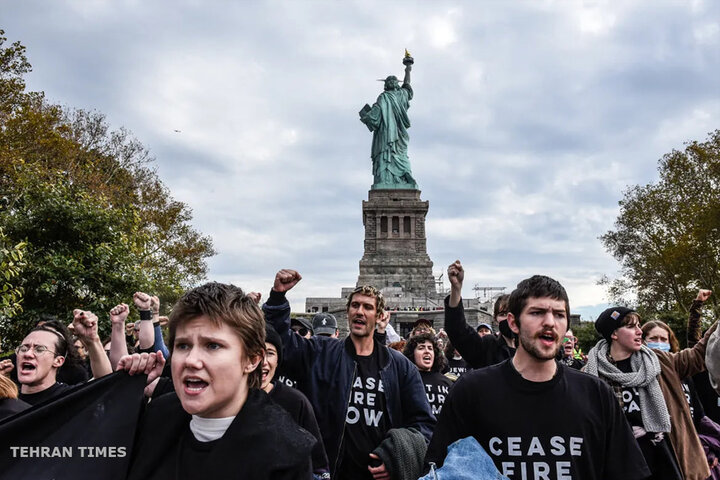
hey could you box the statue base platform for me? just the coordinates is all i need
[356,189,436,296]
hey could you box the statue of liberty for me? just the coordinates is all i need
[359,51,418,190]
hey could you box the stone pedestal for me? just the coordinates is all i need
[356,189,436,296]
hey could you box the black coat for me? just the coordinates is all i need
[443,296,515,369]
[127,389,316,480]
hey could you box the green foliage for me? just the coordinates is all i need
[601,130,720,321]
[0,30,215,349]
[0,228,26,321]
[573,321,600,354]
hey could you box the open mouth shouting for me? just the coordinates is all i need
[183,376,209,395]
[351,316,367,330]
[537,330,558,348]
[18,362,37,377]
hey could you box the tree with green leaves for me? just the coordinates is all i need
[601,129,720,327]
[0,30,215,349]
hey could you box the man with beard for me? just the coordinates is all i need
[264,269,435,480]
[444,260,516,368]
[426,275,650,480]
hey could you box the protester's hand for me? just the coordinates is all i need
[0,358,13,377]
[697,289,712,302]
[117,351,165,383]
[158,316,169,328]
[110,303,130,326]
[247,292,262,304]
[376,311,390,334]
[73,309,100,342]
[448,260,464,290]
[150,295,160,316]
[133,292,152,311]
[368,453,390,480]
[273,269,302,293]
[126,322,135,336]
[144,377,160,398]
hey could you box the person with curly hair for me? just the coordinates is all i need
[403,332,453,416]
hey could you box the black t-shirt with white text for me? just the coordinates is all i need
[615,358,644,428]
[681,378,704,426]
[446,357,470,377]
[419,370,453,416]
[426,360,650,480]
[337,348,389,480]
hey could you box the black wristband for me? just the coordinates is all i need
[139,310,153,321]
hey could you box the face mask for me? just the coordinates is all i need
[498,320,515,340]
[646,341,670,352]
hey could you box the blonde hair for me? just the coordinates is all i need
[0,374,19,399]
[346,285,386,316]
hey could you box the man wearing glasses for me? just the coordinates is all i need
[16,326,72,406]
[16,310,111,405]
[558,329,585,370]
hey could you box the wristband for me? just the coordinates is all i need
[139,310,153,321]
[153,321,160,327]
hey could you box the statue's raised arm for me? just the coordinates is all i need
[402,48,412,87]
[359,51,418,190]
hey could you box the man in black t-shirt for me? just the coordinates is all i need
[17,310,112,406]
[264,270,435,480]
[426,275,650,480]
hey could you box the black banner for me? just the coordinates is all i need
[0,372,146,480]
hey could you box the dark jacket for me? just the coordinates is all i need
[127,389,316,480]
[443,296,515,369]
[263,291,436,476]
[652,323,716,480]
[269,381,330,478]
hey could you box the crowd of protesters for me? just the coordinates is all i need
[1,261,720,480]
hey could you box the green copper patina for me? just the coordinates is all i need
[359,51,418,190]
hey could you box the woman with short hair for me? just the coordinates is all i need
[124,282,316,480]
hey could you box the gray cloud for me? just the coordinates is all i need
[4,0,719,316]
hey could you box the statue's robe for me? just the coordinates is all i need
[360,84,417,189]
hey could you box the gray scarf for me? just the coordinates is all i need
[585,340,671,433]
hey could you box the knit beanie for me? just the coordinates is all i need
[265,326,283,366]
[595,306,635,342]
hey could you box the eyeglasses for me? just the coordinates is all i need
[16,344,58,356]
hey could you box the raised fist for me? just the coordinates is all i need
[697,289,713,302]
[73,309,99,342]
[447,260,465,290]
[273,269,302,293]
[133,292,152,310]
[110,303,130,325]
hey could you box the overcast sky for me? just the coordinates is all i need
[4,0,719,320]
